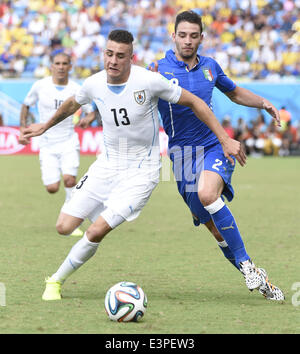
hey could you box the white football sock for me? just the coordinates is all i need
[52,233,99,283]
[64,187,74,203]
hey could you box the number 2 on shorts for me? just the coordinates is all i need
[212,159,222,171]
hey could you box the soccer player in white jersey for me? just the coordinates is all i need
[19,52,94,237]
[23,30,246,301]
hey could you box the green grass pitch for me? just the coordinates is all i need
[0,154,299,334]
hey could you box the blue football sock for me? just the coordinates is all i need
[205,198,250,268]
[217,241,239,270]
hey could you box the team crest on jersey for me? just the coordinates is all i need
[202,67,214,81]
[134,90,146,105]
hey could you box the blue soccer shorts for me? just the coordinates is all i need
[169,142,235,226]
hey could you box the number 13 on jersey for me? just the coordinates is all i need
[111,108,130,126]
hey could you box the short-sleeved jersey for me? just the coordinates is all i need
[24,76,93,146]
[75,65,182,169]
[157,49,236,149]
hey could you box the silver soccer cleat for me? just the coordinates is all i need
[257,268,285,301]
[239,259,264,290]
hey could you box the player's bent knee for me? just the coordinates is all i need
[56,212,83,235]
[63,176,76,188]
[198,190,219,207]
[56,221,73,235]
[46,184,59,194]
[86,221,112,243]
[56,216,82,236]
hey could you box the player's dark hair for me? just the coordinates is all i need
[108,29,134,44]
[50,52,71,64]
[175,10,203,34]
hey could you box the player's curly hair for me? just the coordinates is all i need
[175,10,203,34]
[108,29,134,44]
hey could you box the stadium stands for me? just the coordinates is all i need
[0,0,299,155]
[0,0,299,80]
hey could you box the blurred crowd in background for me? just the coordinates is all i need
[1,0,300,80]
[221,106,300,157]
[0,0,299,156]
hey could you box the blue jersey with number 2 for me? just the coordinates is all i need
[156,49,237,225]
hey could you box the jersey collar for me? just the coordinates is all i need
[166,49,200,71]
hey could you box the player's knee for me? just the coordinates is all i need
[198,190,219,207]
[63,176,76,188]
[56,220,72,235]
[46,184,59,194]
[86,222,111,243]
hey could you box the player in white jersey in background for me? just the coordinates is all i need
[19,52,94,237]
[23,30,246,301]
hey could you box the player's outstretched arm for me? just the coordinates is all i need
[178,88,247,167]
[225,86,281,127]
[23,96,81,139]
[19,104,31,145]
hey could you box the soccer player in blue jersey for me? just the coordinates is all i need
[153,10,284,301]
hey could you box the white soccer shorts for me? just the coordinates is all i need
[61,158,159,228]
[39,133,80,186]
